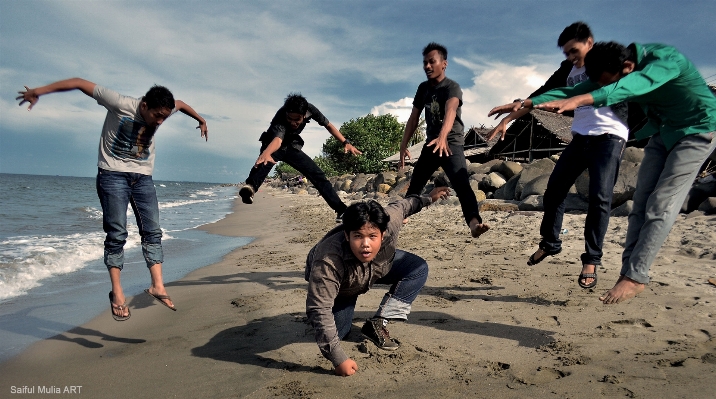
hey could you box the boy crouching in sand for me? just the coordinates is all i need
[305,187,449,376]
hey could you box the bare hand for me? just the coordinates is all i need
[335,359,358,376]
[197,122,208,141]
[487,102,521,119]
[427,137,452,157]
[16,86,39,111]
[399,146,412,169]
[428,186,450,203]
[254,153,276,167]
[534,95,589,114]
[486,117,511,141]
[344,143,362,156]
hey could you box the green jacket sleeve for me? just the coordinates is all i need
[530,80,600,106]
[590,52,681,107]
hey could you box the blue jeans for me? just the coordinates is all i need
[406,142,482,224]
[96,168,163,270]
[539,133,625,265]
[621,132,716,283]
[245,142,347,214]
[332,250,429,339]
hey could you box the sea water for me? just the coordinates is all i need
[0,173,250,362]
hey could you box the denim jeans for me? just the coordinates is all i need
[406,142,481,224]
[245,142,347,214]
[621,132,716,283]
[539,133,625,265]
[332,250,429,339]
[96,168,163,270]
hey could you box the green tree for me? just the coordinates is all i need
[323,114,405,174]
[273,155,339,179]
[410,117,426,146]
[273,161,298,179]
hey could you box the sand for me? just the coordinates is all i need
[1,186,715,398]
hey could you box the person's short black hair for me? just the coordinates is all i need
[143,85,175,110]
[585,41,636,82]
[423,42,448,60]
[342,201,390,234]
[557,21,593,47]
[283,93,309,115]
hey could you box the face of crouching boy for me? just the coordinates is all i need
[342,201,389,263]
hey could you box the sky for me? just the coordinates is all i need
[1,0,715,183]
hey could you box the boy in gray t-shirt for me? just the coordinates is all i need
[17,78,208,321]
[399,42,489,239]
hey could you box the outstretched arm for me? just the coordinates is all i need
[174,100,208,141]
[535,94,594,114]
[325,123,362,156]
[427,97,459,157]
[255,136,282,166]
[486,105,531,141]
[17,78,96,111]
[399,106,422,169]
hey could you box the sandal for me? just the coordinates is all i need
[109,291,131,321]
[578,265,598,289]
[527,248,562,266]
[145,289,177,311]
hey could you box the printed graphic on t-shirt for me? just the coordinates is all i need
[427,95,442,124]
[568,70,591,112]
[566,71,589,87]
[111,117,155,160]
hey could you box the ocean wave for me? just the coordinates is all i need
[159,199,214,209]
[77,206,103,220]
[192,189,218,197]
[0,232,141,301]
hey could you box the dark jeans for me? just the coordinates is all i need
[539,133,625,265]
[406,142,481,224]
[245,142,347,214]
[332,250,428,339]
[96,168,163,270]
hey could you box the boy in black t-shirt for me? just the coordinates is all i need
[399,43,490,238]
[240,93,361,221]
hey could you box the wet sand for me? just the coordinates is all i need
[1,187,715,398]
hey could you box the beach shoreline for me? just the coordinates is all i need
[1,186,715,398]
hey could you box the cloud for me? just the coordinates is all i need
[370,97,414,123]
[367,57,560,132]
[452,56,560,128]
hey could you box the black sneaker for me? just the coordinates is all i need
[361,318,399,351]
[239,185,254,204]
[335,212,343,223]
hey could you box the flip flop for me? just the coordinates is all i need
[144,289,177,311]
[109,291,131,321]
[578,265,598,289]
[527,248,562,266]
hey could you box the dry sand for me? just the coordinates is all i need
[1,187,715,398]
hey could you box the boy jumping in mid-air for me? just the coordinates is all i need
[306,186,449,376]
[520,42,716,304]
[399,42,489,238]
[487,22,634,290]
[17,78,208,320]
[240,93,361,222]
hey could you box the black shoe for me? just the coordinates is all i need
[335,212,343,223]
[239,185,254,204]
[361,318,399,351]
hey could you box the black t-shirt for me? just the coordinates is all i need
[413,77,464,144]
[259,103,329,149]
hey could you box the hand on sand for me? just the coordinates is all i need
[599,275,645,304]
[335,358,358,376]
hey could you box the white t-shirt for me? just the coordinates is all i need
[93,86,175,175]
[568,66,629,140]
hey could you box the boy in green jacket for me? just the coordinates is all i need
[510,42,716,304]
